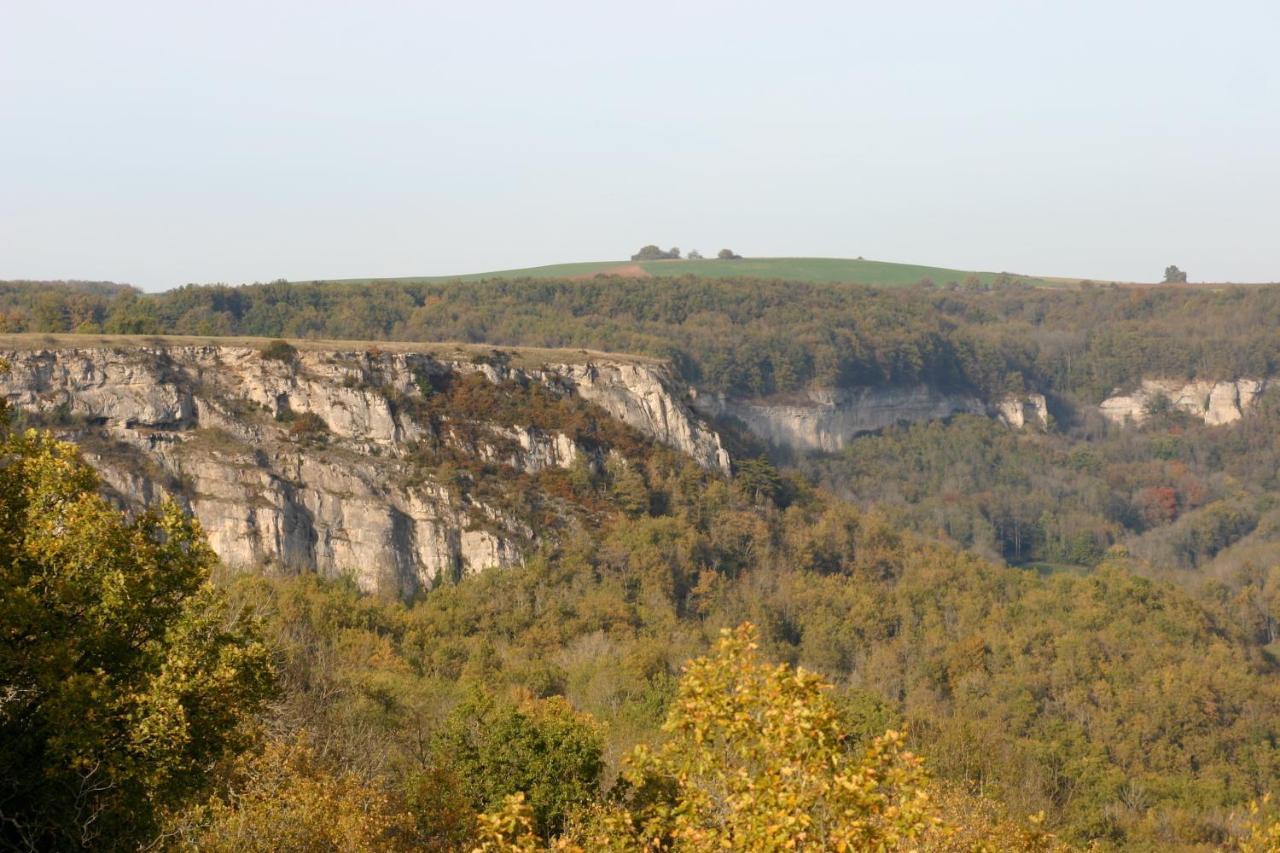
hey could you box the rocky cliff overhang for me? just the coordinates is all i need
[690,385,1048,453]
[688,373,1265,454]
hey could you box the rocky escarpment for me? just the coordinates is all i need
[691,386,1048,453]
[689,371,1266,453]
[1099,378,1267,426]
[0,340,728,597]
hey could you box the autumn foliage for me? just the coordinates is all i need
[0,428,272,848]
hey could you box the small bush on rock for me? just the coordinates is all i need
[260,339,298,363]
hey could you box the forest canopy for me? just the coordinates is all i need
[3,276,1280,401]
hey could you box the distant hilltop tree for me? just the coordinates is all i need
[717,248,743,260]
[631,245,681,261]
[1164,265,1187,283]
[687,249,704,260]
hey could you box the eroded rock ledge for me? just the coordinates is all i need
[691,386,1049,453]
[690,373,1267,453]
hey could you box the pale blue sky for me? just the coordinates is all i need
[3,0,1278,290]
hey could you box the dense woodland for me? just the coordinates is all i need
[7,276,1280,849]
[799,395,1280,582]
[9,392,1280,849]
[4,276,1280,401]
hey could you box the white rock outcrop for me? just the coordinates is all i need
[1099,378,1267,426]
[691,385,987,453]
[995,393,1050,430]
[0,342,728,597]
[458,360,729,473]
[556,363,731,473]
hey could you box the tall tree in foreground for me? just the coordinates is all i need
[0,425,272,849]
[623,624,934,850]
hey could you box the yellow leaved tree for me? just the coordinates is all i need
[1235,795,1280,853]
[624,623,935,851]
[473,623,936,851]
[172,738,418,852]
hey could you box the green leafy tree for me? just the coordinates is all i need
[734,456,785,507]
[0,426,273,849]
[100,289,162,334]
[434,692,604,839]
[630,245,680,261]
[607,456,651,517]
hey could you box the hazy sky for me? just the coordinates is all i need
[3,1,1278,290]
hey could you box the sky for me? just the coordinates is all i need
[2,0,1278,291]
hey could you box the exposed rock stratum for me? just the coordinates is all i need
[1098,378,1267,426]
[0,340,728,597]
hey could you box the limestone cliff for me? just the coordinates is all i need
[691,371,1264,454]
[691,385,998,453]
[1098,378,1267,426]
[0,338,728,597]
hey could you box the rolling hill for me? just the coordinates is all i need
[308,256,1054,288]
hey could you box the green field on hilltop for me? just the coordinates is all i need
[312,256,1051,287]
[637,257,1048,286]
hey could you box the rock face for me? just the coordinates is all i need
[1099,379,1267,426]
[0,342,728,597]
[692,385,987,453]
[556,363,731,472]
[994,393,1050,430]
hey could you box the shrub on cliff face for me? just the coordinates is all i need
[0,427,273,849]
[259,338,298,363]
[287,410,330,441]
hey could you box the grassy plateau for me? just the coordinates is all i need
[305,256,1054,288]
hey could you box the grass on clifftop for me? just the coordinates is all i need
[0,333,659,368]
